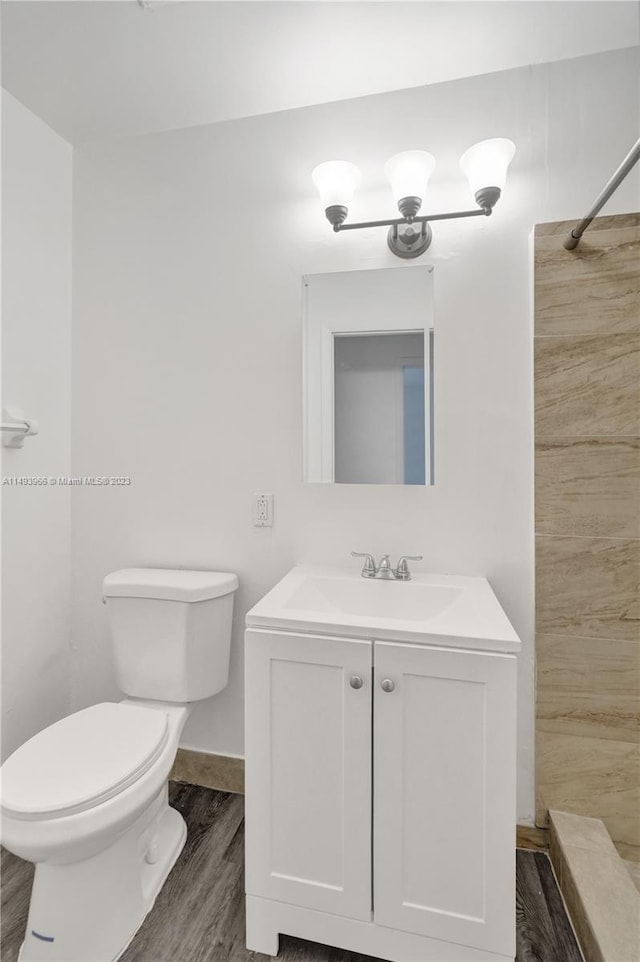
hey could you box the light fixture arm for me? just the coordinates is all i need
[326,201,493,259]
[331,204,492,233]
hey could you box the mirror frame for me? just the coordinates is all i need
[303,266,434,485]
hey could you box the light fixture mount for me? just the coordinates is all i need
[387,222,432,259]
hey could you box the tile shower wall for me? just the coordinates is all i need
[534,213,640,853]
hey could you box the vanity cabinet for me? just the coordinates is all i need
[245,627,517,962]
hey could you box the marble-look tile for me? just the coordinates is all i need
[547,824,595,959]
[616,840,640,864]
[170,748,245,794]
[536,536,640,641]
[536,730,640,847]
[559,843,640,962]
[625,859,640,894]
[536,437,640,539]
[536,634,640,741]
[548,823,565,889]
[549,809,618,856]
[535,333,640,437]
[536,214,640,238]
[554,853,602,962]
[535,227,640,335]
[550,810,640,962]
[534,210,640,912]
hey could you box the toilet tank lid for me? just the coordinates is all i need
[103,568,238,602]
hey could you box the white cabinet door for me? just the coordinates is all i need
[245,629,372,920]
[374,641,517,958]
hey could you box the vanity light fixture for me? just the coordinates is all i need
[312,138,515,258]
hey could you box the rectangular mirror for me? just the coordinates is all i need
[303,266,434,485]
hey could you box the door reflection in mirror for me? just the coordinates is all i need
[334,333,425,485]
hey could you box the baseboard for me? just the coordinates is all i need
[516,824,548,851]
[171,748,245,795]
[171,755,547,856]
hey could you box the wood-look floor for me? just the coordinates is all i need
[0,784,583,962]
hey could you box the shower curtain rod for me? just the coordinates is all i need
[563,137,640,250]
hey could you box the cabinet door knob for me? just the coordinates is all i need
[350,675,364,690]
[381,678,395,693]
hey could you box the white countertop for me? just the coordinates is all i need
[246,565,521,654]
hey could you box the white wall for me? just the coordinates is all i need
[1,91,72,760]
[71,48,639,825]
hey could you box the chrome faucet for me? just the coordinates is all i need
[350,552,377,578]
[393,555,423,581]
[351,552,423,581]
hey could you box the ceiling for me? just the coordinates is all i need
[1,1,638,144]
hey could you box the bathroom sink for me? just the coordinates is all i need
[285,575,462,621]
[246,565,521,652]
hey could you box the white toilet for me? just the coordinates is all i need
[0,567,238,962]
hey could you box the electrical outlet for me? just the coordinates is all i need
[252,492,274,527]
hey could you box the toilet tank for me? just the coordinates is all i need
[102,568,238,703]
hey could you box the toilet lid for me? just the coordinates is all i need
[0,703,169,820]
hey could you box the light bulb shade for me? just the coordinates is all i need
[312,161,361,210]
[384,150,436,208]
[459,138,515,197]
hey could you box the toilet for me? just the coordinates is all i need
[0,567,238,962]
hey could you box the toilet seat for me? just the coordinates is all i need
[1,703,169,821]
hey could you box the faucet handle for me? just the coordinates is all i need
[351,552,377,578]
[394,555,423,581]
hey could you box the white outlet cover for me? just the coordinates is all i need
[253,492,273,527]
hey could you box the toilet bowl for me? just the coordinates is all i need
[0,568,238,962]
